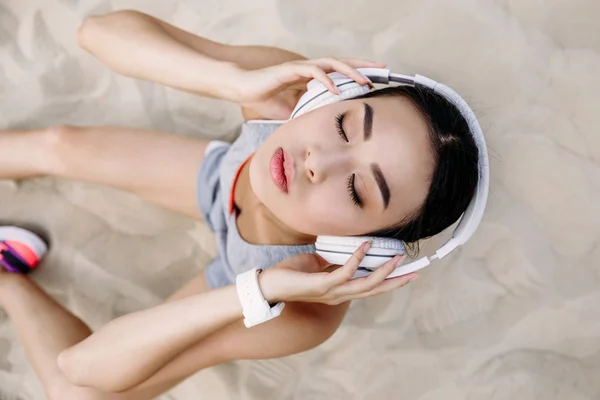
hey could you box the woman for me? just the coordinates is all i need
[0,10,478,399]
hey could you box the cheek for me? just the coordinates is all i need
[287,185,365,236]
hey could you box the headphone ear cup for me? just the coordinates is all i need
[316,235,405,251]
[315,235,405,269]
[339,85,371,100]
[290,79,371,119]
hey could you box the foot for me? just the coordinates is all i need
[0,227,47,274]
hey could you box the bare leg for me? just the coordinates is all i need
[0,262,346,400]
[0,266,214,399]
[0,273,104,399]
[0,125,208,219]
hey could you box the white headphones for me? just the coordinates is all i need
[289,68,489,279]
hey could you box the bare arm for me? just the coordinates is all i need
[57,284,245,392]
[128,302,349,398]
[77,10,306,103]
[56,235,410,394]
[57,278,347,394]
[77,11,382,120]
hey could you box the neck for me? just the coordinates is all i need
[236,162,315,246]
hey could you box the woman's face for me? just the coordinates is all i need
[250,96,435,237]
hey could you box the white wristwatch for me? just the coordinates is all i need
[236,268,285,328]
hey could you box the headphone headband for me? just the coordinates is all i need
[290,68,489,278]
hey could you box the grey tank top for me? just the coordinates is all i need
[197,121,315,289]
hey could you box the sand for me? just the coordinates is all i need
[1,0,600,399]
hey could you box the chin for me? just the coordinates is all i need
[249,160,270,198]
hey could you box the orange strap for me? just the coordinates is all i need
[229,154,255,215]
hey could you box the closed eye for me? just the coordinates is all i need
[335,112,348,142]
[347,174,363,208]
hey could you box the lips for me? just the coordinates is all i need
[270,147,288,193]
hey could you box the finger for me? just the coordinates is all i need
[313,58,373,87]
[309,66,341,94]
[325,241,371,287]
[331,254,406,297]
[289,63,340,94]
[338,57,387,70]
[365,254,406,283]
[336,273,418,303]
[271,63,336,93]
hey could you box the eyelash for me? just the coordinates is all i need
[336,113,361,208]
[335,113,348,142]
[347,174,362,208]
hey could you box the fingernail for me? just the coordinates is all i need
[408,275,419,283]
[363,241,372,252]
[394,255,405,266]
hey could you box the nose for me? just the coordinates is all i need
[305,148,351,183]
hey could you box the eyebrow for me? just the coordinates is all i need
[363,102,373,141]
[371,163,390,209]
[362,102,389,209]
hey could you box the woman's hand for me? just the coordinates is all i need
[233,57,386,120]
[258,242,418,305]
